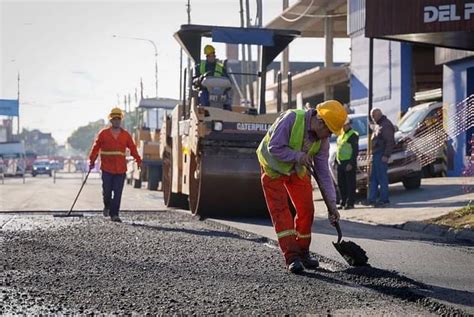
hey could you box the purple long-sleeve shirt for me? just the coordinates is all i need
[268,109,337,209]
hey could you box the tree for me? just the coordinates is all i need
[67,119,106,154]
[21,128,58,156]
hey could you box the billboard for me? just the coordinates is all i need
[0,99,19,116]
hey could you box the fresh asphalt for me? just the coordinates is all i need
[1,175,473,314]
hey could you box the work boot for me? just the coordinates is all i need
[301,253,319,270]
[103,207,110,217]
[110,215,122,223]
[287,258,304,274]
[375,201,390,208]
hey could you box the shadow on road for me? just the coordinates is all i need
[218,216,472,246]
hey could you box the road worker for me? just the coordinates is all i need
[336,117,359,210]
[193,44,232,110]
[89,107,142,222]
[256,100,347,274]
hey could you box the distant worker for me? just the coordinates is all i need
[368,108,395,207]
[89,107,142,222]
[193,44,232,110]
[336,118,359,210]
[256,100,347,274]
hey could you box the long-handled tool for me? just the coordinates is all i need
[308,164,368,266]
[333,221,368,266]
[53,169,91,218]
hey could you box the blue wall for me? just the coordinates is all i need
[443,57,474,176]
[348,0,412,124]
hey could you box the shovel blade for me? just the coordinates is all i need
[333,240,369,266]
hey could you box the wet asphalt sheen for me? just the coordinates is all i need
[0,211,467,315]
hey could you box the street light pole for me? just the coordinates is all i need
[113,35,159,99]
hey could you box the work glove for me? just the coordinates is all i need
[328,206,340,226]
[89,163,95,171]
[137,162,142,170]
[297,153,313,167]
[345,163,353,172]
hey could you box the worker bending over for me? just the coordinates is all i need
[257,100,347,273]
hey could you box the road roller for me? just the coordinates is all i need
[161,24,300,217]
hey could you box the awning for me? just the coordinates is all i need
[138,98,179,110]
[265,0,348,38]
[366,0,474,51]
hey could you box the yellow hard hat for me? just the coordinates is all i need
[108,107,124,120]
[316,100,347,136]
[204,44,215,56]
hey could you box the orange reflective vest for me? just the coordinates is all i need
[89,127,142,174]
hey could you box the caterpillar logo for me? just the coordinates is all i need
[236,123,270,132]
[424,3,474,23]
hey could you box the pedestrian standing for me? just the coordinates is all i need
[368,108,395,207]
[89,107,142,222]
[336,118,359,210]
[256,100,347,274]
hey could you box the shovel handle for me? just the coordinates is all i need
[308,164,343,244]
[67,168,91,216]
[335,221,342,244]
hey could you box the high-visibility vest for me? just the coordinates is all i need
[336,129,358,163]
[200,61,224,77]
[257,109,321,179]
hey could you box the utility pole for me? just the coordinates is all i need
[239,0,248,104]
[17,71,20,136]
[281,0,289,78]
[186,0,192,110]
[256,0,263,108]
[245,0,254,107]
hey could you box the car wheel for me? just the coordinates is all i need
[402,173,421,190]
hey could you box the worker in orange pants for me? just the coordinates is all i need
[257,100,347,273]
[261,172,315,263]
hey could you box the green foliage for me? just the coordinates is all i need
[67,119,106,154]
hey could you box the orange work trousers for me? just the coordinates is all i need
[261,171,314,265]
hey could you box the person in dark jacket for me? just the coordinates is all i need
[368,108,395,207]
[336,118,359,210]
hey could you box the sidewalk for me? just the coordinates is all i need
[318,177,474,243]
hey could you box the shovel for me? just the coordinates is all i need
[308,164,368,266]
[333,221,368,266]
[53,168,91,218]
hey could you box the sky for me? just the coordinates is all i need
[1,0,350,144]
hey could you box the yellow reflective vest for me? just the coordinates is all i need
[336,129,358,163]
[257,109,321,179]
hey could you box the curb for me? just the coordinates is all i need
[395,221,474,244]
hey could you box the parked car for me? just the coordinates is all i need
[329,114,422,194]
[49,160,61,171]
[32,160,52,177]
[397,101,446,177]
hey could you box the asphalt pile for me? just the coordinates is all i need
[0,211,465,315]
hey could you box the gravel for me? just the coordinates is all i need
[0,211,466,315]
